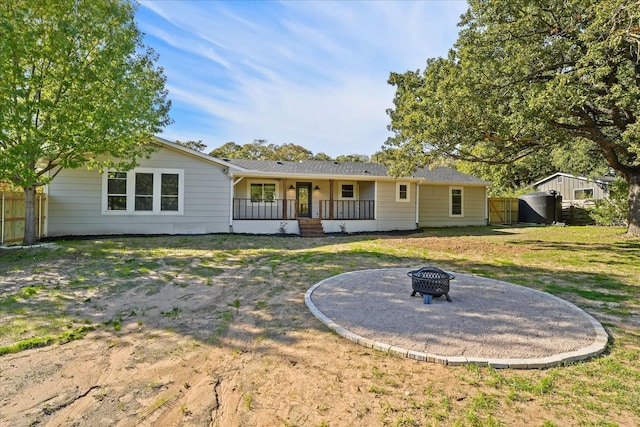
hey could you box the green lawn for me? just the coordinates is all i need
[1,225,639,426]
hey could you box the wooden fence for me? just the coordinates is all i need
[562,201,596,225]
[488,197,596,225]
[1,192,47,245]
[488,198,519,224]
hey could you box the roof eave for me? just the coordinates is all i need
[419,180,491,187]
[231,171,409,181]
[153,137,249,171]
[533,172,606,187]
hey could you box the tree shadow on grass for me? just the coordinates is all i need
[0,228,638,357]
[2,229,639,427]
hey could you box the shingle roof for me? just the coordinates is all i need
[412,166,490,184]
[219,158,489,185]
[220,159,389,176]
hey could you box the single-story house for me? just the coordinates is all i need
[533,172,613,201]
[44,138,490,237]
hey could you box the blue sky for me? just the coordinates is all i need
[136,0,467,157]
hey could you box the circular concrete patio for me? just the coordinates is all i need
[305,268,609,369]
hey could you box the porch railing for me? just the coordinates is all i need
[233,198,375,220]
[233,198,297,220]
[319,200,374,220]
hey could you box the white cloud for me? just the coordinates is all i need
[138,0,468,156]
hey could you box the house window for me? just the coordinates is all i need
[250,183,276,202]
[574,188,594,200]
[107,172,127,210]
[342,184,355,199]
[450,187,463,216]
[396,182,409,202]
[161,173,179,211]
[103,168,184,214]
[135,173,154,211]
[341,184,354,199]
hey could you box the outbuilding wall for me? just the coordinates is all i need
[535,175,608,200]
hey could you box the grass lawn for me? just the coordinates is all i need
[1,225,639,426]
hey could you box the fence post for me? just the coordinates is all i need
[506,198,511,224]
[37,193,42,240]
[1,192,4,246]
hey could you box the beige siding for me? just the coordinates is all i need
[47,147,230,236]
[418,184,486,227]
[359,181,375,199]
[536,176,607,200]
[375,181,417,231]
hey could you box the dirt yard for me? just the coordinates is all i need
[1,229,638,426]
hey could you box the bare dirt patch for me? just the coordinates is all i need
[1,230,638,426]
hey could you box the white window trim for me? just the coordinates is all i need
[573,187,594,200]
[248,180,279,204]
[102,168,184,215]
[396,182,410,202]
[338,181,357,200]
[449,186,464,217]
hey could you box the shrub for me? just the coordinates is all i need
[590,177,629,226]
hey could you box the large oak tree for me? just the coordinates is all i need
[0,0,171,244]
[385,0,640,235]
[209,139,336,162]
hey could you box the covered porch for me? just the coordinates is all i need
[232,178,375,221]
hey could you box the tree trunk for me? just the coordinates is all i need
[23,186,38,246]
[627,173,640,237]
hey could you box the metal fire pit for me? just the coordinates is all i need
[407,267,454,303]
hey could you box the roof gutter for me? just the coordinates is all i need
[230,171,422,182]
[227,172,244,232]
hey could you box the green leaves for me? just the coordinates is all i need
[386,0,640,166]
[384,0,640,233]
[208,139,353,162]
[0,0,171,243]
[0,0,171,188]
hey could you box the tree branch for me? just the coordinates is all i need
[551,110,635,174]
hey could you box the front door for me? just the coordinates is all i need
[296,183,311,217]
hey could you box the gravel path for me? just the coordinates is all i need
[306,268,609,368]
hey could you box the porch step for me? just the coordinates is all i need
[298,219,325,237]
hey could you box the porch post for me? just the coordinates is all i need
[229,176,234,232]
[283,180,288,219]
[329,180,334,220]
[229,176,244,233]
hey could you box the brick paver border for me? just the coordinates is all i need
[305,269,609,369]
